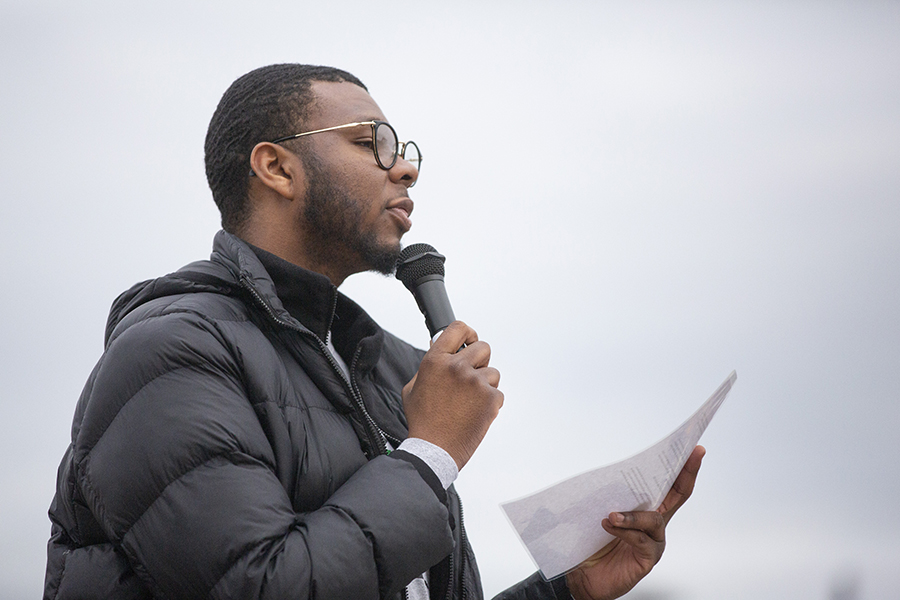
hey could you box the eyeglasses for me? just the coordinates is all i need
[270,120,422,186]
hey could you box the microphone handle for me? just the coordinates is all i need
[412,276,456,339]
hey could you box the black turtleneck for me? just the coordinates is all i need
[246,243,339,345]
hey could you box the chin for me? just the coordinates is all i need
[361,240,402,276]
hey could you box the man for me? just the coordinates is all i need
[44,64,704,600]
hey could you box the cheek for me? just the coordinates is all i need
[326,161,388,222]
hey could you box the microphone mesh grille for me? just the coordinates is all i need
[395,243,445,288]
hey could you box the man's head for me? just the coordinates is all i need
[204,64,366,233]
[205,64,419,285]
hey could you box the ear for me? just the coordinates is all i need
[248,142,306,200]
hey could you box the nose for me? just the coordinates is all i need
[389,154,419,188]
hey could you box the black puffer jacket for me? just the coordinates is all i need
[45,231,567,600]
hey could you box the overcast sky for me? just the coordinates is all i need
[1,2,898,599]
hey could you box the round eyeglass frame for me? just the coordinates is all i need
[270,120,422,185]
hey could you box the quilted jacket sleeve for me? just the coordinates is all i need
[72,303,453,600]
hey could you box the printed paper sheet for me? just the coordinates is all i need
[500,371,737,578]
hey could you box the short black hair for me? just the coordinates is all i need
[204,64,367,233]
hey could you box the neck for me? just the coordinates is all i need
[238,228,353,287]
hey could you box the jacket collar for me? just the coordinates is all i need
[245,242,338,344]
[213,230,386,375]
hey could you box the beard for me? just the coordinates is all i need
[300,155,400,276]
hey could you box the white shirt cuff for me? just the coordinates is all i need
[397,438,459,490]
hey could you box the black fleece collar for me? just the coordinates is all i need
[245,242,385,374]
[246,243,338,345]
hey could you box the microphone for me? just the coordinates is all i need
[396,243,456,340]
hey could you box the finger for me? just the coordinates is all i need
[482,366,501,388]
[457,340,492,369]
[658,445,705,522]
[601,516,665,564]
[606,511,666,543]
[431,321,478,353]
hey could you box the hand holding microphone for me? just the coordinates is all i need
[396,244,503,470]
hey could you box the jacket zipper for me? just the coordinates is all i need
[348,345,388,455]
[239,275,388,457]
[444,553,454,600]
[458,496,468,600]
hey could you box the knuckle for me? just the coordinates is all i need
[494,390,505,411]
[449,358,469,376]
[420,352,438,368]
[451,319,475,336]
[487,385,501,400]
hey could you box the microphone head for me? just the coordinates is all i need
[395,243,446,291]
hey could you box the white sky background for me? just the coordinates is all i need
[1,1,898,598]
